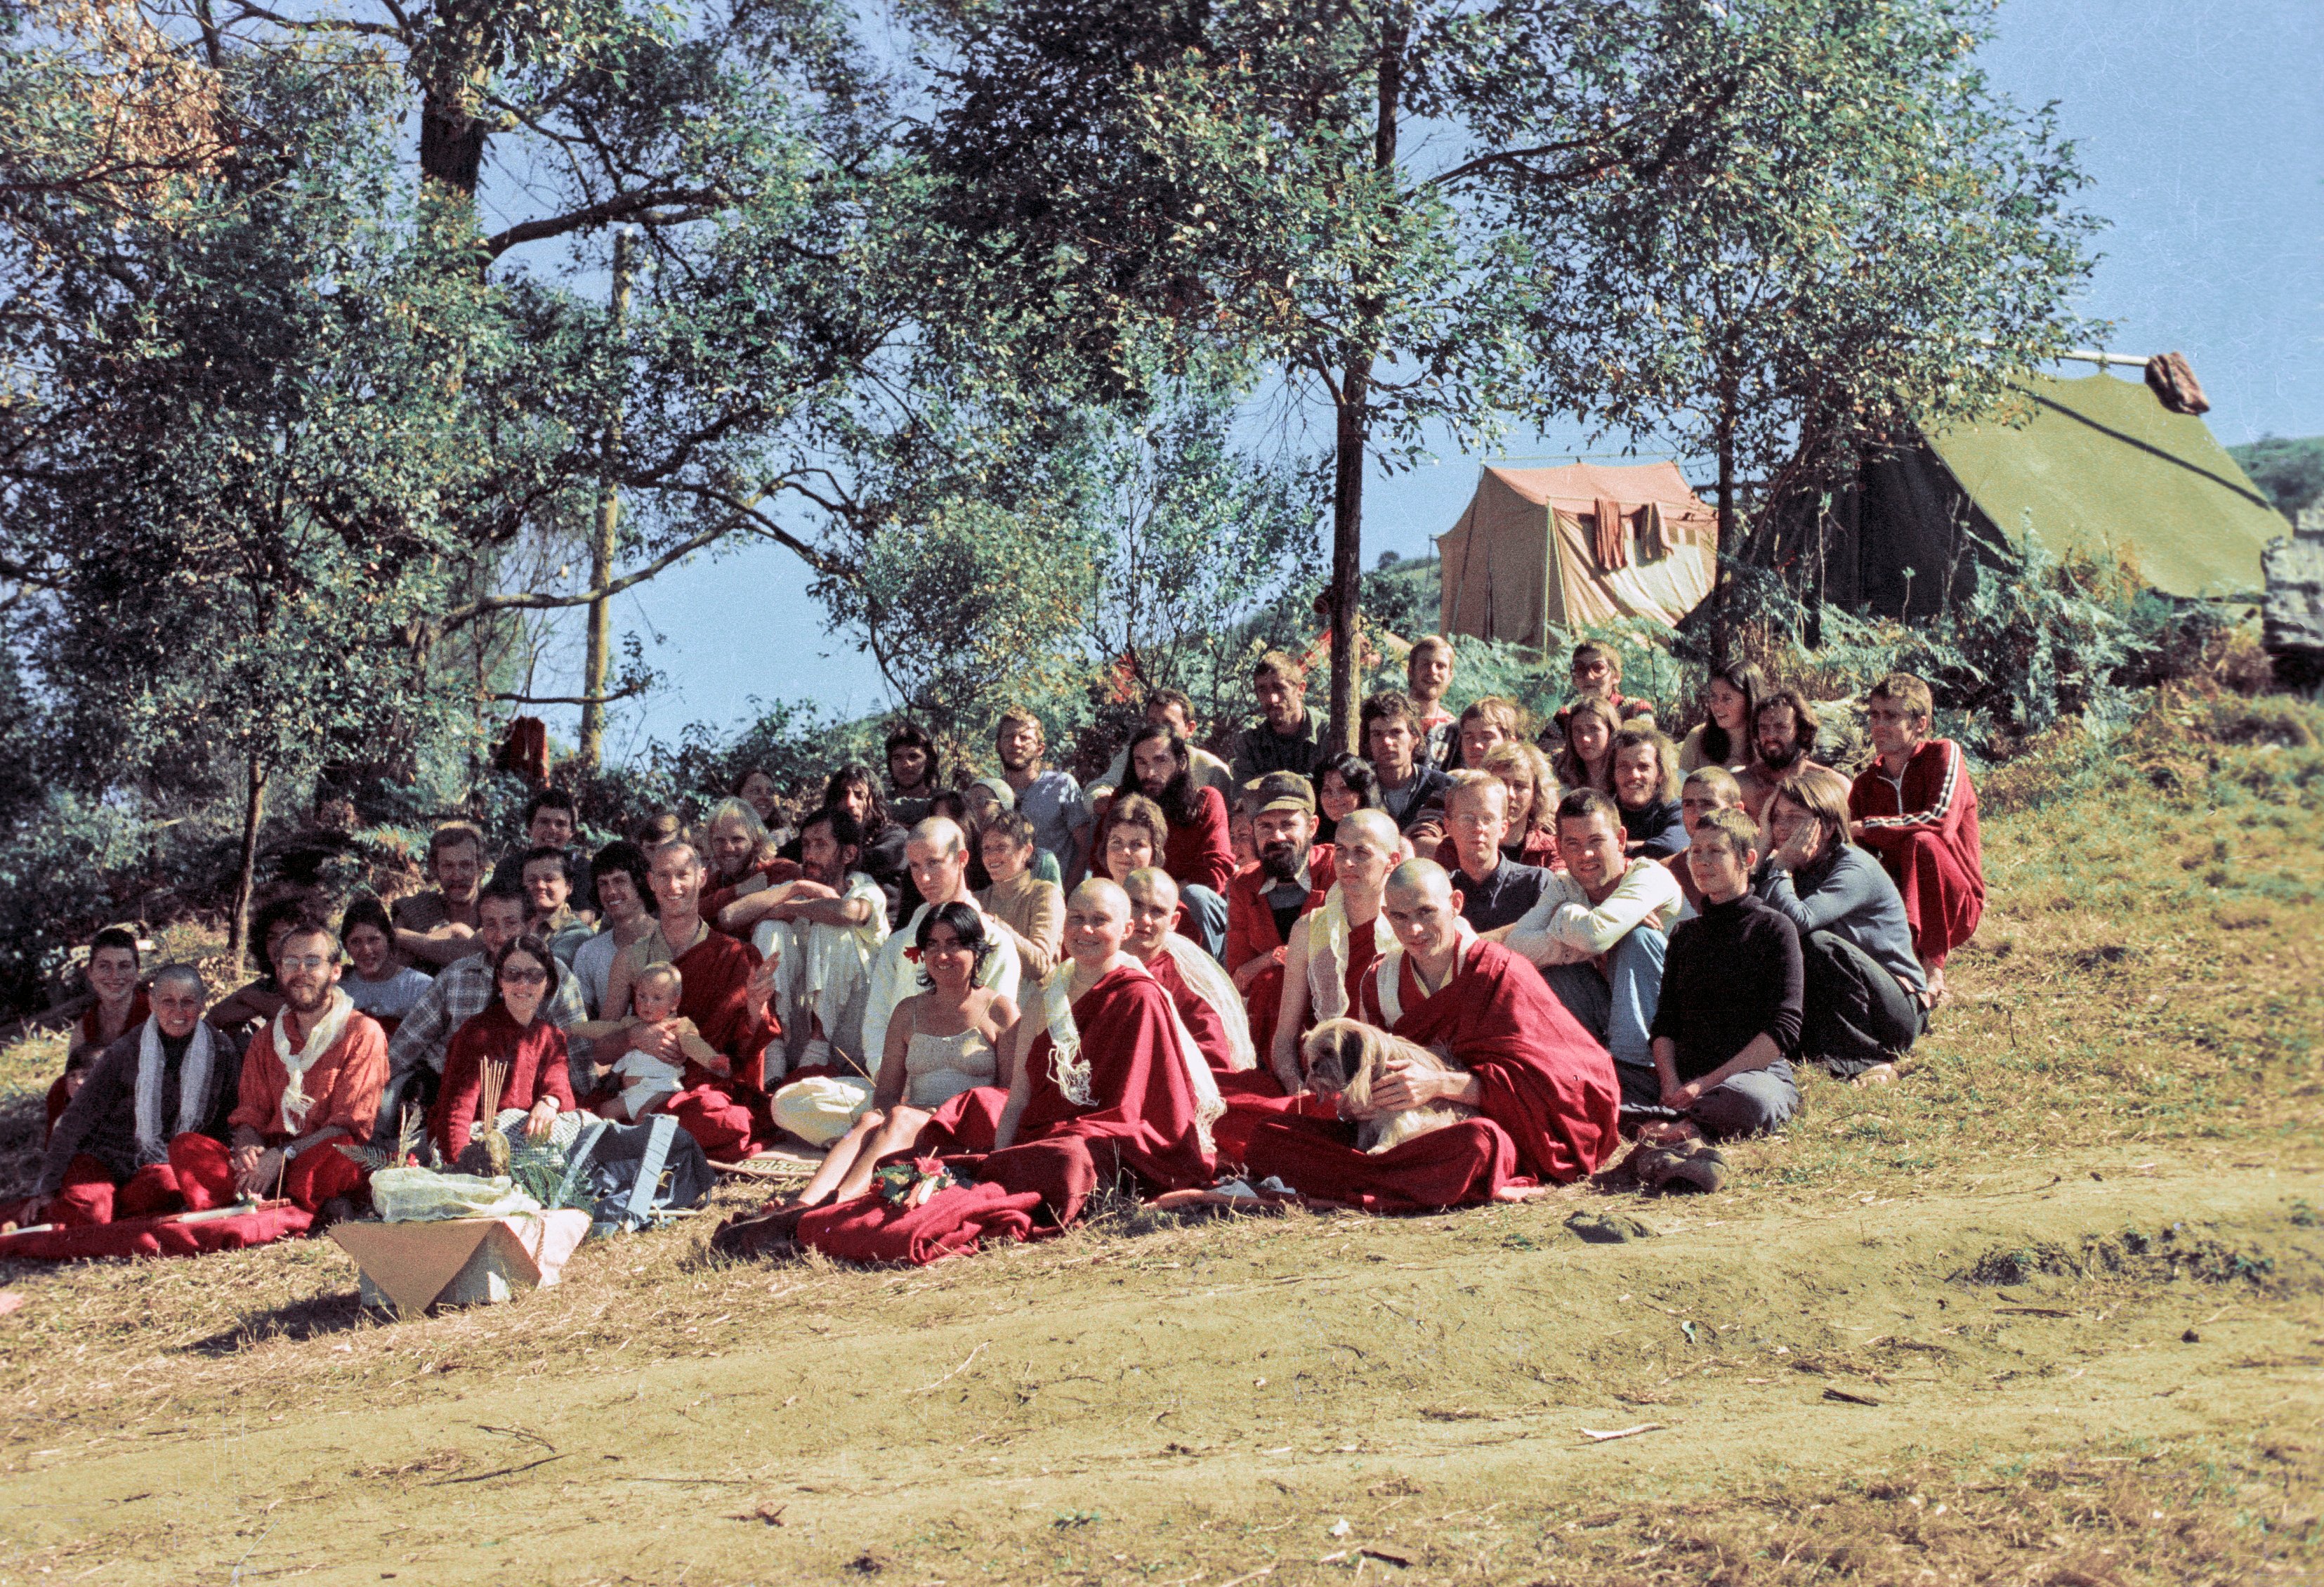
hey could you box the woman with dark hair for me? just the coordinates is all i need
[1313,751,1383,845]
[733,766,780,827]
[884,721,943,825]
[571,840,659,1018]
[787,900,1020,1208]
[339,898,432,1033]
[1681,660,1770,773]
[428,933,579,1163]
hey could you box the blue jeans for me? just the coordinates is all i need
[1540,922,1665,1071]
[1179,884,1229,962]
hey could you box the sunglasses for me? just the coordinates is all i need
[500,965,550,986]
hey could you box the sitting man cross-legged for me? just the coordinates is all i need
[1646,809,1803,1142]
[1757,766,1929,1086]
[1497,789,1681,1116]
[1849,671,1984,1006]
[1238,859,1621,1212]
[175,918,388,1219]
[725,806,892,1079]
[15,965,241,1228]
[773,817,1018,1148]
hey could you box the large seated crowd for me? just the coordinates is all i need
[11,638,1987,1239]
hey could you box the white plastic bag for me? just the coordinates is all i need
[370,1167,544,1224]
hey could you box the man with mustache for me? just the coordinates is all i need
[1224,772,1337,1045]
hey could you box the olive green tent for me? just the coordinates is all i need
[1825,371,2283,618]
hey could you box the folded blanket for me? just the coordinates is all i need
[794,1180,1046,1266]
[0,1202,313,1261]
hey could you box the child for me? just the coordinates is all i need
[594,963,721,1121]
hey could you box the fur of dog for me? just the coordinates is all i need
[1299,1018,1480,1154]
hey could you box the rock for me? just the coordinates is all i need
[1566,1210,1659,1244]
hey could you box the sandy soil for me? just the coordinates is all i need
[3,1157,2317,1584]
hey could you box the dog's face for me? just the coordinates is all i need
[1299,1021,1371,1098]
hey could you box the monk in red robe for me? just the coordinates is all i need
[1226,772,1336,1047]
[919,879,1217,1224]
[1849,673,1983,1005]
[604,842,782,1159]
[1239,859,1620,1212]
[1123,867,1254,1076]
[172,921,387,1217]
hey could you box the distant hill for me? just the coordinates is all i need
[2229,435,2324,521]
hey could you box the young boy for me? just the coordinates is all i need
[1552,641,1656,743]
[596,964,720,1120]
[1668,766,1744,916]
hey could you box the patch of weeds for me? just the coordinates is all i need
[1053,1510,1103,1529]
[1957,1224,2280,1289]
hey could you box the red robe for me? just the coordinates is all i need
[1225,846,1336,1048]
[1239,938,1620,1212]
[920,965,1216,1224]
[428,1002,577,1161]
[46,991,151,1139]
[704,859,805,940]
[1145,948,1236,1076]
[1849,739,1983,969]
[1162,786,1236,896]
[660,925,783,1160]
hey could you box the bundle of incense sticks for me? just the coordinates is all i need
[478,1057,509,1130]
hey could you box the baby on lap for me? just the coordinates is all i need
[591,963,720,1121]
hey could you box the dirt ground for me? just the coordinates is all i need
[2,702,2320,1584]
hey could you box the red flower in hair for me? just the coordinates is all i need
[901,946,921,963]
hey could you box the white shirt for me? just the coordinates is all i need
[1503,860,1682,967]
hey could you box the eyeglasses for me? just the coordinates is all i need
[277,955,334,974]
[500,966,550,985]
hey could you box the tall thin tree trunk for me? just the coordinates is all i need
[226,753,268,981]
[579,226,634,770]
[1713,367,1738,658]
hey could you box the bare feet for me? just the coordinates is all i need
[1852,1063,1898,1089]
[1638,1118,1702,1147]
[1924,963,1949,1007]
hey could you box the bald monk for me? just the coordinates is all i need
[1238,859,1621,1211]
[913,879,1219,1223]
[1122,867,1256,1076]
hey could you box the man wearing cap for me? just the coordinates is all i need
[1226,772,1337,1047]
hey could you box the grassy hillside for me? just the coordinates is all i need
[1,694,2318,1583]
[2230,433,2324,521]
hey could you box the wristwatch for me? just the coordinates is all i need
[280,1142,299,1163]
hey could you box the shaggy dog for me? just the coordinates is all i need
[1299,1018,1479,1154]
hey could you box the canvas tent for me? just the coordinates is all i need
[1437,462,1718,648]
[1828,371,2281,619]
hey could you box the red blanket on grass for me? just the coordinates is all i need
[794,1181,1048,1265]
[0,1203,313,1261]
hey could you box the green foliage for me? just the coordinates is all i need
[2228,436,2324,522]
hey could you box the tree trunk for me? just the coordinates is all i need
[1712,367,1738,657]
[1326,372,1370,755]
[579,226,634,770]
[225,753,268,981]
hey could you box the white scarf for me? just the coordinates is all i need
[1372,919,1478,1028]
[133,1016,214,1165]
[1039,959,1225,1154]
[1304,883,1397,1024]
[270,986,355,1135]
[1155,932,1256,1072]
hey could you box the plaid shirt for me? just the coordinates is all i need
[386,950,594,1096]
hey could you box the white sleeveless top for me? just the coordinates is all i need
[902,1025,998,1109]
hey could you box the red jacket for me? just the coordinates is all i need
[431,1000,575,1161]
[1162,785,1236,896]
[1847,738,1985,962]
[1226,845,1337,972]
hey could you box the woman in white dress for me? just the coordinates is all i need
[789,903,1019,1208]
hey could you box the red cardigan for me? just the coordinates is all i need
[1162,785,1236,896]
[1226,844,1338,970]
[430,1000,577,1161]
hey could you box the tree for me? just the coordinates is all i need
[1537,0,2098,622]
[911,0,1688,750]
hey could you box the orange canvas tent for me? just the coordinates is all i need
[1436,462,1719,647]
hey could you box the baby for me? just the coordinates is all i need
[595,963,721,1121]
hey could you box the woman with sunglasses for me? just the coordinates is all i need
[428,934,579,1163]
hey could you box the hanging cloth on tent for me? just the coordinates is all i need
[1639,501,1672,562]
[1592,498,1630,572]
[2144,351,2210,416]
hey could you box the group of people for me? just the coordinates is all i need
[13,635,1988,1238]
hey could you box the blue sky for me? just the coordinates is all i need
[583,0,2324,762]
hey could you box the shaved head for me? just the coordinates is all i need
[1063,875,1133,970]
[908,816,966,859]
[1121,867,1179,909]
[1068,876,1129,916]
[1384,857,1454,908]
[1120,868,1181,960]
[1334,808,1400,852]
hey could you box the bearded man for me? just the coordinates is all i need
[1225,771,1337,1045]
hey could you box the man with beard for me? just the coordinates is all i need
[737,806,891,1078]
[1745,688,1825,822]
[384,880,593,1133]
[602,841,782,1158]
[1363,689,1453,838]
[1498,789,1681,1119]
[1225,771,1337,1043]
[15,965,241,1228]
[1440,773,1550,932]
[1124,724,1234,960]
[1230,652,1325,784]
[1086,689,1235,806]
[1237,861,1620,1211]
[395,823,489,969]
[175,919,386,1218]
[1125,867,1256,1076]
[995,707,1092,883]
[775,818,1020,1147]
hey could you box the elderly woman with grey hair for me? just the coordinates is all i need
[10,965,244,1229]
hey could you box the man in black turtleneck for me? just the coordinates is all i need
[1643,809,1803,1143]
[16,965,239,1227]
